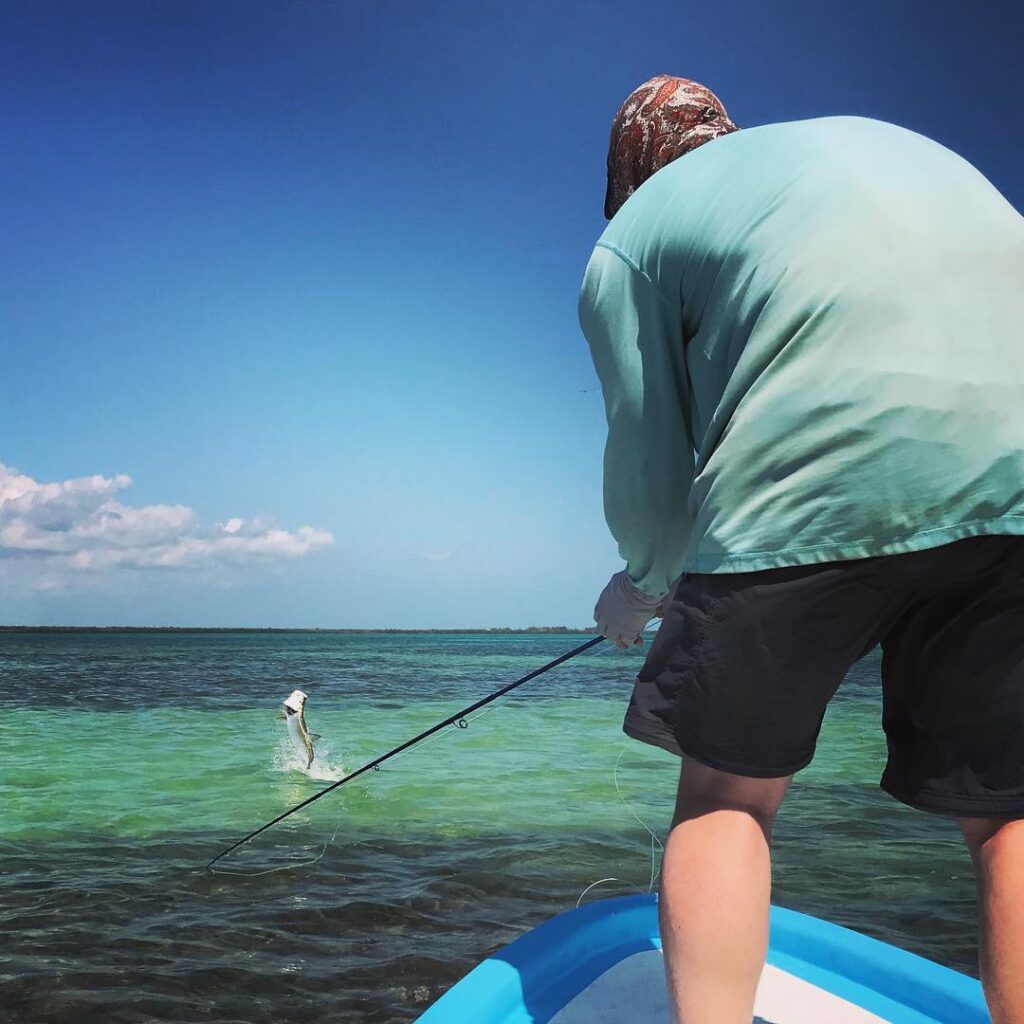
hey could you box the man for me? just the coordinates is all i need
[581,75,1024,1024]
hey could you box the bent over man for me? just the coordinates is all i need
[581,75,1024,1024]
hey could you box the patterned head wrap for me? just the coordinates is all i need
[604,75,739,218]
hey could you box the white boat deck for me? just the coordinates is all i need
[549,950,887,1024]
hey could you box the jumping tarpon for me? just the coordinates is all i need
[280,689,316,769]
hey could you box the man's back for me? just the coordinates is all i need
[583,116,1024,583]
[587,80,1024,1024]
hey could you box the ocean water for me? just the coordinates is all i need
[1,630,979,1023]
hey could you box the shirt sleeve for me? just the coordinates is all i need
[579,244,695,598]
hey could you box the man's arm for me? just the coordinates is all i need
[579,243,695,601]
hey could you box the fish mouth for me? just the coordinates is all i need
[283,688,308,714]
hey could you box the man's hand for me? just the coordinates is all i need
[594,570,665,649]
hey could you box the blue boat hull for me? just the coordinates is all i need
[416,894,988,1023]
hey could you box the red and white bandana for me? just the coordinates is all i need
[604,75,739,219]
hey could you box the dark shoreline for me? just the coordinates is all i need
[0,625,595,635]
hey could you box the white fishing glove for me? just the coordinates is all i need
[594,570,665,649]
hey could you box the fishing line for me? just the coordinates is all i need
[575,748,665,908]
[208,817,349,878]
[209,634,605,872]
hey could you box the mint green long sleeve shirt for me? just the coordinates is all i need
[579,116,1024,597]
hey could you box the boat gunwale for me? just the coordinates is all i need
[416,893,988,1024]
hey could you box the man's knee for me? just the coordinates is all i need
[674,757,792,834]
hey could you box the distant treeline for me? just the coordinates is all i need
[0,625,595,634]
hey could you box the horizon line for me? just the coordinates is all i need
[0,624,604,634]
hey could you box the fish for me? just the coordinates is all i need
[280,689,316,769]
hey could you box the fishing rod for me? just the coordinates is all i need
[208,633,606,870]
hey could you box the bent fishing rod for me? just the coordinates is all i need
[208,633,605,870]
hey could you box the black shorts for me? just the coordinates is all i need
[624,534,1024,817]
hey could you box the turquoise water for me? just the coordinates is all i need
[1,631,979,1022]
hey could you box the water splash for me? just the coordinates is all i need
[272,735,346,782]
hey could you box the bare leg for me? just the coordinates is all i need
[659,758,791,1024]
[959,817,1024,1024]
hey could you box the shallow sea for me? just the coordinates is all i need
[0,631,979,1023]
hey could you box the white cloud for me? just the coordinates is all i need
[0,463,333,583]
[421,548,453,562]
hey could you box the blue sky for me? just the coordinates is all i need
[1,0,1021,627]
